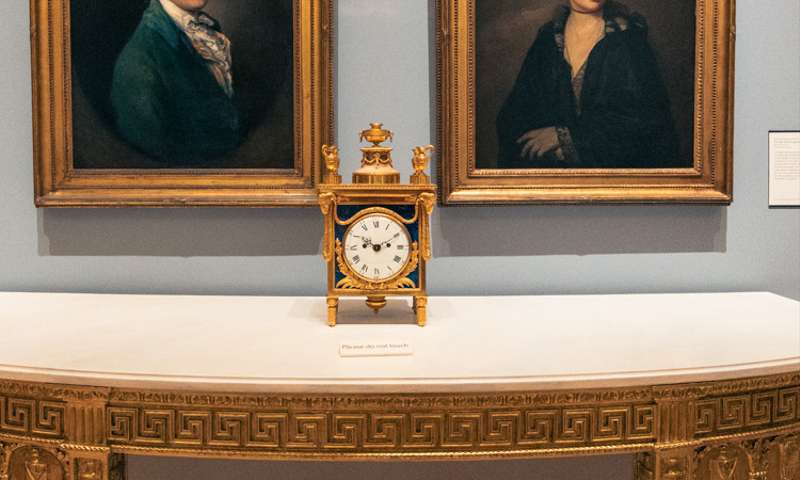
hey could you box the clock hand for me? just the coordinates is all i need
[378,233,401,246]
[353,235,373,246]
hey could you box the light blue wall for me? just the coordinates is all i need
[0,0,798,301]
[1,0,798,478]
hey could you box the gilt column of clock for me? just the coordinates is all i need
[318,123,436,327]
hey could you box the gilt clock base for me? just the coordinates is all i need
[326,295,427,327]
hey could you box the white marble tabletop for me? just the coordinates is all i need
[0,292,797,393]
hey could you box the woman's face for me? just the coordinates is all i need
[169,0,209,12]
[569,0,605,14]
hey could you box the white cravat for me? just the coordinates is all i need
[160,0,234,98]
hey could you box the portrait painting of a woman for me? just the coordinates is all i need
[496,0,679,169]
[474,0,695,171]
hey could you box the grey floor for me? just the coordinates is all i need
[128,454,634,479]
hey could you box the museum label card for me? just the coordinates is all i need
[769,131,800,207]
[339,341,413,358]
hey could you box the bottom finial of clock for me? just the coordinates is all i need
[366,295,387,313]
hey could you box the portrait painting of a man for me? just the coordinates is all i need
[31,0,331,206]
[70,0,294,169]
[111,0,243,165]
[477,0,695,170]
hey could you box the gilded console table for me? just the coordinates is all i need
[0,292,797,479]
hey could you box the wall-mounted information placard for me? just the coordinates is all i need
[769,131,800,207]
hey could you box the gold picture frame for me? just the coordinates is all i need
[436,0,735,204]
[31,0,333,207]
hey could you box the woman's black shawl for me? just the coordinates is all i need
[496,4,680,168]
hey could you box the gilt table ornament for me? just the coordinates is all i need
[319,124,436,327]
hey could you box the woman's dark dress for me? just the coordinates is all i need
[496,4,679,169]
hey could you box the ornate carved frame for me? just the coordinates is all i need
[30,0,333,207]
[436,0,735,205]
[1,372,798,479]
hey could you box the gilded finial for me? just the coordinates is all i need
[359,123,394,146]
[411,145,434,184]
[321,144,342,184]
[353,123,400,184]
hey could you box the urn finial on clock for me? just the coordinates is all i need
[352,123,401,185]
[321,144,341,184]
[318,123,436,327]
[411,145,434,184]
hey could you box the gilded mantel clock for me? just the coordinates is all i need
[319,123,436,327]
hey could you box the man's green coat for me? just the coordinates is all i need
[111,0,242,166]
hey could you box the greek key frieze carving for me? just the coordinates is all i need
[106,405,656,452]
[695,386,800,438]
[0,396,64,439]
[1,376,797,465]
[776,387,800,423]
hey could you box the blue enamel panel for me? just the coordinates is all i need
[334,205,419,287]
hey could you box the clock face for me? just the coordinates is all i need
[342,213,412,282]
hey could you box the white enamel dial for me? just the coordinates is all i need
[342,213,412,282]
